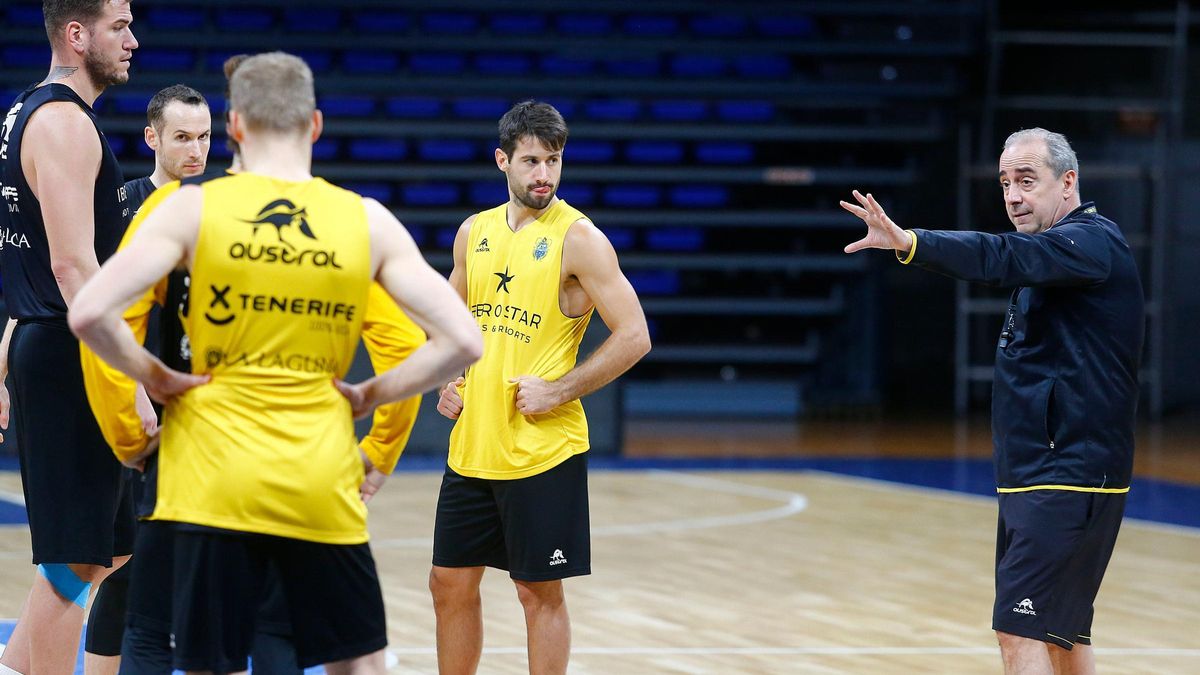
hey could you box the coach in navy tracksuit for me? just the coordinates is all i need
[842,127,1143,675]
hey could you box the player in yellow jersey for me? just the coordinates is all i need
[69,52,481,674]
[431,101,651,674]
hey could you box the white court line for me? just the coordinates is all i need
[371,470,807,549]
[806,469,1200,538]
[382,645,1200,657]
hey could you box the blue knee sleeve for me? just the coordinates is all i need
[38,563,92,608]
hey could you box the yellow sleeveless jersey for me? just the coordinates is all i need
[153,173,373,543]
[449,199,594,479]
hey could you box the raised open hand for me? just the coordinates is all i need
[840,190,912,254]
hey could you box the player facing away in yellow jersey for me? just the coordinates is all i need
[69,52,481,674]
[432,101,651,675]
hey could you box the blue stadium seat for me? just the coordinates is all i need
[604,185,661,208]
[109,92,152,115]
[405,226,427,247]
[401,183,461,207]
[474,54,532,76]
[542,98,579,120]
[626,270,680,296]
[294,50,334,74]
[622,15,680,37]
[555,184,596,207]
[421,12,479,35]
[106,135,128,157]
[469,181,507,206]
[716,100,775,123]
[754,15,818,38]
[584,99,640,122]
[670,184,730,208]
[452,98,509,120]
[646,227,704,252]
[283,8,341,33]
[649,100,708,122]
[490,14,548,35]
[2,46,49,68]
[671,55,728,78]
[134,49,196,72]
[540,55,596,77]
[206,95,227,115]
[417,140,475,163]
[689,14,750,38]
[410,53,466,75]
[695,141,754,164]
[735,55,792,80]
[348,139,406,162]
[7,5,45,28]
[351,10,411,32]
[556,14,613,36]
[135,138,155,158]
[342,51,400,74]
[312,138,339,161]
[436,227,458,249]
[602,227,636,251]
[215,8,274,32]
[566,140,616,164]
[341,182,393,204]
[626,141,684,164]
[204,51,242,74]
[385,97,442,118]
[210,140,233,160]
[146,6,206,30]
[604,57,660,78]
[319,96,375,117]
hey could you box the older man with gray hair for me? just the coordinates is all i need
[841,128,1144,675]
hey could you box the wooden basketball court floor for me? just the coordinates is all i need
[0,418,1196,674]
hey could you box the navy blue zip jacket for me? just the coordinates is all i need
[903,202,1143,491]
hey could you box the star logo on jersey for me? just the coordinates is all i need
[475,237,490,253]
[494,267,515,293]
[242,199,316,250]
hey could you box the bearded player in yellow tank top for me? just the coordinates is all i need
[431,102,651,675]
[69,52,482,673]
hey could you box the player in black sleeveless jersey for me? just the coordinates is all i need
[0,1,140,672]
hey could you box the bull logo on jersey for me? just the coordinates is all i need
[242,199,316,250]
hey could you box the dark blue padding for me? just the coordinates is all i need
[584,99,641,122]
[646,227,704,252]
[7,5,46,28]
[602,227,636,251]
[671,54,728,78]
[283,8,341,32]
[436,227,458,249]
[343,50,400,74]
[105,135,127,157]
[556,14,613,36]
[474,53,532,76]
[352,10,411,32]
[490,13,548,34]
[349,139,407,162]
[670,184,730,208]
[386,97,442,118]
[135,139,155,158]
[2,45,49,68]
[716,100,775,123]
[469,181,507,206]
[649,100,708,122]
[626,141,684,164]
[689,13,749,38]
[695,141,754,164]
[754,14,818,38]
[452,98,509,120]
[294,50,334,74]
[215,8,275,32]
[417,139,476,163]
[554,184,596,207]
[604,185,661,208]
[207,95,227,116]
[626,270,680,296]
[109,91,153,115]
[312,138,340,161]
[209,139,233,160]
[405,226,427,247]
[318,95,375,117]
[410,53,467,75]
[132,49,196,72]
[421,12,479,35]
[735,55,792,80]
[622,14,680,37]
[566,140,616,164]
[604,57,660,78]
[145,6,206,30]
[402,183,461,207]
[541,55,596,77]
[341,182,393,204]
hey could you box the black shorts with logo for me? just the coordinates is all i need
[992,489,1127,649]
[9,319,135,565]
[171,526,385,671]
[433,452,590,582]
